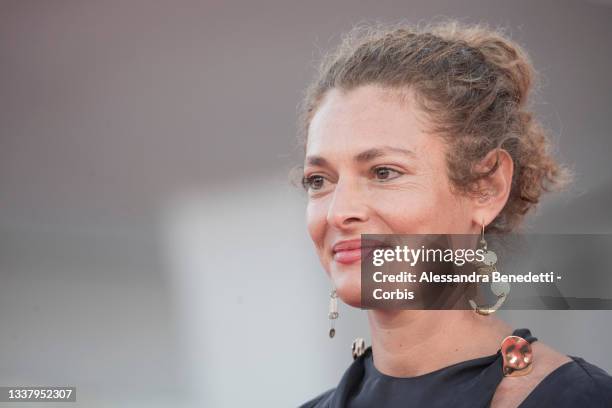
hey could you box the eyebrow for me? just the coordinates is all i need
[305,146,415,167]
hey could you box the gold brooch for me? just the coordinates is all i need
[501,335,534,377]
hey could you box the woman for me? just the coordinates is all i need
[294,21,612,407]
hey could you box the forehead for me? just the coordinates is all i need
[306,85,429,154]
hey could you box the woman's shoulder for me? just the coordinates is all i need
[493,340,612,407]
[523,355,612,406]
[298,387,336,408]
[298,346,370,407]
[571,356,612,390]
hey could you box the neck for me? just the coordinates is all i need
[367,309,513,377]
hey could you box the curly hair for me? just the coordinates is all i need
[296,20,571,233]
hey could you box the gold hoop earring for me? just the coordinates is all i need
[468,220,510,315]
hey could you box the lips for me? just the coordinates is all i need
[332,238,391,265]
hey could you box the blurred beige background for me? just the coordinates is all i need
[1,0,611,407]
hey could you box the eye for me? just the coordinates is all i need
[301,174,327,191]
[372,166,403,181]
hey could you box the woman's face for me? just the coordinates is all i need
[304,84,477,307]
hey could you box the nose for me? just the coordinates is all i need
[326,179,369,230]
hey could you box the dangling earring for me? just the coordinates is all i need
[468,220,510,315]
[328,288,339,338]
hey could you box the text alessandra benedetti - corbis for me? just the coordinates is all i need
[372,271,557,283]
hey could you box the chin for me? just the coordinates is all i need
[331,266,362,308]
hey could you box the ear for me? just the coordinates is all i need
[470,148,514,229]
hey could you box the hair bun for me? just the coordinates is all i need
[432,22,533,107]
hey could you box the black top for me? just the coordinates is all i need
[299,328,612,407]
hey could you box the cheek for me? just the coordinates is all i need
[382,199,438,232]
[374,183,469,233]
[306,200,326,249]
[424,187,471,233]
